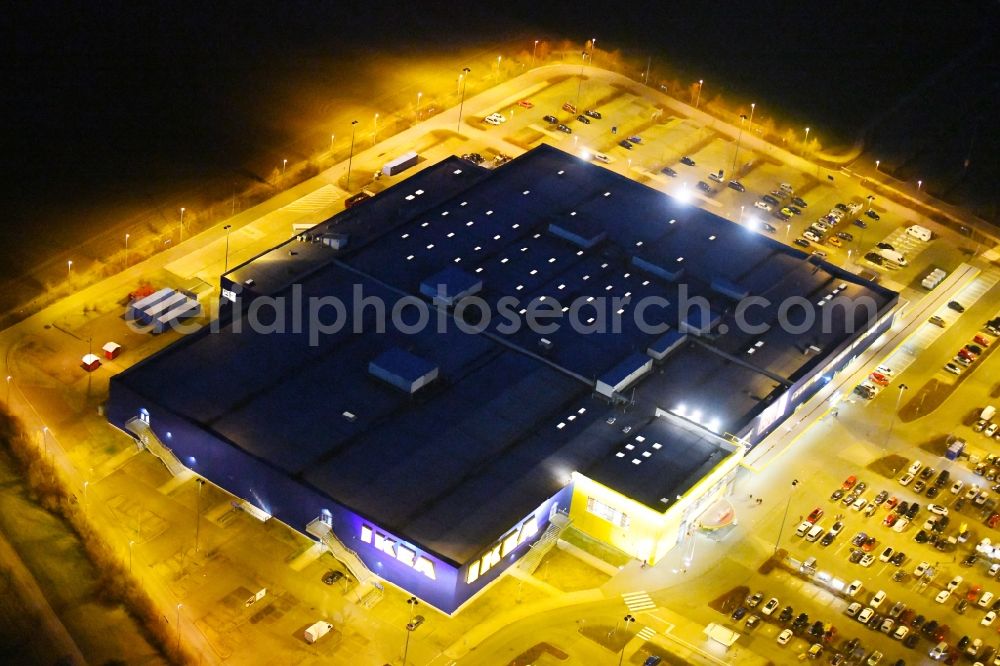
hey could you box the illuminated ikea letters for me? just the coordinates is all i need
[360,524,436,580]
[465,514,539,584]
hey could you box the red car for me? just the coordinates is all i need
[843,475,858,490]
[862,536,877,552]
[975,334,992,347]
[968,584,983,601]
[959,348,978,361]
[562,102,577,114]
[934,623,949,641]
[807,507,824,523]
[517,99,534,109]
[988,512,1000,528]
[885,496,899,510]
[869,372,890,387]
[884,513,898,527]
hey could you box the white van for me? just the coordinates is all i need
[806,524,825,542]
[795,521,812,537]
[878,248,908,266]
[592,152,614,164]
[906,225,932,241]
[982,406,996,421]
[304,621,333,644]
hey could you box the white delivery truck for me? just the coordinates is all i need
[906,224,932,241]
[878,248,908,266]
[983,406,997,421]
[304,621,333,644]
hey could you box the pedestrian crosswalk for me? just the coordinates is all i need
[622,590,657,612]
[636,625,656,640]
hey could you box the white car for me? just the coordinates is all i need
[845,601,863,617]
[908,460,922,475]
[846,580,864,597]
[951,480,965,494]
[754,200,773,211]
[913,561,930,577]
[484,113,506,125]
[852,497,867,511]
[988,423,999,437]
[984,611,997,626]
[876,365,894,377]
[591,152,614,164]
[762,598,779,616]
[892,517,909,533]
[803,230,822,242]
[870,590,886,609]
[989,563,1000,578]
[980,591,995,608]
[898,473,914,486]
[928,504,949,516]
[878,547,894,562]
[857,607,874,624]
[860,553,875,567]
[892,625,909,640]
[935,589,951,603]
[776,628,793,645]
[947,575,963,591]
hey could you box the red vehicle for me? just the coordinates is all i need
[885,496,899,510]
[975,334,992,347]
[869,372,890,387]
[988,512,1000,528]
[959,348,978,362]
[862,536,877,552]
[807,507,825,523]
[843,475,858,490]
[884,513,898,527]
[934,623,949,641]
[517,99,534,109]
[562,102,577,114]
[968,584,983,601]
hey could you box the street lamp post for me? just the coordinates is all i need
[531,40,539,68]
[803,127,810,153]
[747,102,756,136]
[124,233,130,268]
[575,48,589,112]
[5,375,11,407]
[694,79,703,109]
[195,478,205,552]
[590,37,597,67]
[67,260,72,283]
[41,426,48,458]
[917,179,923,191]
[346,120,358,190]
[402,596,419,665]
[282,159,287,176]
[875,159,880,172]
[739,205,744,224]
[83,480,89,514]
[129,540,135,573]
[176,603,182,653]
[730,113,747,178]
[416,91,422,117]
[866,195,875,211]
[774,479,799,554]
[372,113,380,146]
[456,67,471,134]
[180,207,185,242]
[223,225,233,273]
[885,383,909,450]
[330,133,335,152]
[617,614,636,666]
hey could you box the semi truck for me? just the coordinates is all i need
[382,151,418,177]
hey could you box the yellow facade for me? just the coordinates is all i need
[568,439,743,564]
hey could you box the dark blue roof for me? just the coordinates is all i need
[116,144,896,563]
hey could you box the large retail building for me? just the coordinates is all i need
[108,145,898,613]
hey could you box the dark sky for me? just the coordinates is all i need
[3,1,998,234]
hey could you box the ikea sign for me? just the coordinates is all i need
[359,524,436,580]
[465,514,538,584]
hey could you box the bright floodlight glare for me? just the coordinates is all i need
[691,409,702,423]
[579,149,591,161]
[674,184,691,204]
[709,418,721,433]
[674,403,686,416]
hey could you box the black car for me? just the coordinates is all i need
[890,551,906,566]
[926,486,939,499]
[896,501,909,515]
[948,301,966,313]
[761,222,777,233]
[874,490,889,505]
[919,467,935,480]
[461,152,485,165]
[679,156,695,166]
[849,549,864,563]
[627,135,642,144]
[794,238,811,248]
[322,570,344,585]
[903,633,919,648]
[914,530,929,543]
[831,488,846,501]
[821,532,836,546]
[962,554,978,567]
[584,109,602,119]
[892,569,906,582]
[967,343,984,355]
[836,231,854,241]
[853,218,868,229]
[762,194,780,205]
[779,606,794,623]
[728,180,746,192]
[865,209,881,220]
[619,140,633,149]
[877,242,895,251]
[555,124,572,134]
[576,114,591,124]
[787,206,802,215]
[731,606,747,620]
[906,502,919,518]
[834,203,849,212]
[542,114,558,123]
[958,635,970,650]
[661,166,677,177]
[864,252,884,265]
[697,181,714,193]
[791,197,808,208]
[935,470,950,487]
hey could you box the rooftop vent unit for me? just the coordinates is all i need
[369,348,439,395]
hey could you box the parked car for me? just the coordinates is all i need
[679,156,695,166]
